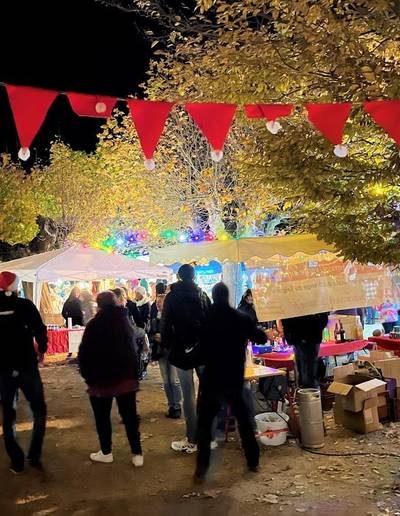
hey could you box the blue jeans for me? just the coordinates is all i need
[176,367,202,443]
[158,355,182,411]
[0,368,47,468]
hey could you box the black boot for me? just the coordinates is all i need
[166,407,181,419]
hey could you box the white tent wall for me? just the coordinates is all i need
[33,280,43,308]
[221,262,242,307]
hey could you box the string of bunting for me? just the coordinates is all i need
[2,83,400,168]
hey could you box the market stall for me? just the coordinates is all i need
[0,245,171,353]
[150,233,393,317]
[0,244,171,307]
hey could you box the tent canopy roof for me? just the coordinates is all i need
[149,233,337,266]
[0,245,171,282]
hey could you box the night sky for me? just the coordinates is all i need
[0,0,157,160]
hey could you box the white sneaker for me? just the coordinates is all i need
[90,451,114,463]
[210,440,218,450]
[171,437,198,454]
[132,454,144,467]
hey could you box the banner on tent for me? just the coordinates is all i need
[252,258,396,321]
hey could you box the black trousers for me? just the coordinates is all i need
[383,321,396,334]
[293,340,321,389]
[196,386,259,475]
[0,368,47,468]
[89,391,141,455]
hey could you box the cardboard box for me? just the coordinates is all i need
[377,393,387,408]
[373,359,400,385]
[328,314,363,341]
[333,363,354,380]
[367,350,395,361]
[333,397,380,433]
[328,374,386,412]
[378,402,390,421]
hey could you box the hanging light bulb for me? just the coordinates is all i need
[333,144,348,158]
[18,147,30,161]
[95,102,107,114]
[144,158,156,171]
[210,149,223,163]
[266,120,282,135]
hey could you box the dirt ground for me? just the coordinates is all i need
[1,359,400,516]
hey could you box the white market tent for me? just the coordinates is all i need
[150,233,338,266]
[0,245,171,306]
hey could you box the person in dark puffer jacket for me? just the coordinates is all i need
[161,264,211,454]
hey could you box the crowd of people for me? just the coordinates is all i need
[0,266,271,481]
[0,265,391,482]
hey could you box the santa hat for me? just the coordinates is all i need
[135,286,147,298]
[0,271,19,291]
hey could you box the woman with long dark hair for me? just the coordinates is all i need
[61,286,83,327]
[78,291,143,467]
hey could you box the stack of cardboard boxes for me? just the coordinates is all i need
[328,364,386,433]
[328,350,400,433]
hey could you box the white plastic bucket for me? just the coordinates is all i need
[255,412,289,446]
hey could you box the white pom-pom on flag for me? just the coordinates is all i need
[95,102,107,114]
[333,144,348,158]
[144,158,156,171]
[18,147,30,161]
[266,120,282,135]
[211,149,224,163]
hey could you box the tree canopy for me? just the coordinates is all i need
[143,0,400,264]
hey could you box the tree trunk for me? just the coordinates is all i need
[0,216,67,262]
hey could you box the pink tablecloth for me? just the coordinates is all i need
[259,340,369,370]
[47,329,69,354]
[368,336,400,356]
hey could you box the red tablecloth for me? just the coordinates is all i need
[258,340,370,370]
[368,336,400,356]
[47,329,69,354]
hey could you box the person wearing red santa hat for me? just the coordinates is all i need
[0,271,48,474]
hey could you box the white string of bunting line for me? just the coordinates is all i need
[1,83,400,168]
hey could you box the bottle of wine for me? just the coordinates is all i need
[334,322,341,342]
[339,321,346,342]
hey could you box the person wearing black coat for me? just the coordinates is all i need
[148,294,182,419]
[78,290,143,467]
[0,271,48,473]
[122,287,144,329]
[161,264,211,453]
[280,312,329,389]
[150,282,167,321]
[61,286,84,326]
[237,289,258,325]
[195,282,267,481]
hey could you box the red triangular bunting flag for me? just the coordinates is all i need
[67,93,117,117]
[364,100,400,146]
[244,103,293,120]
[305,102,352,145]
[185,103,237,153]
[6,85,58,159]
[128,100,174,166]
